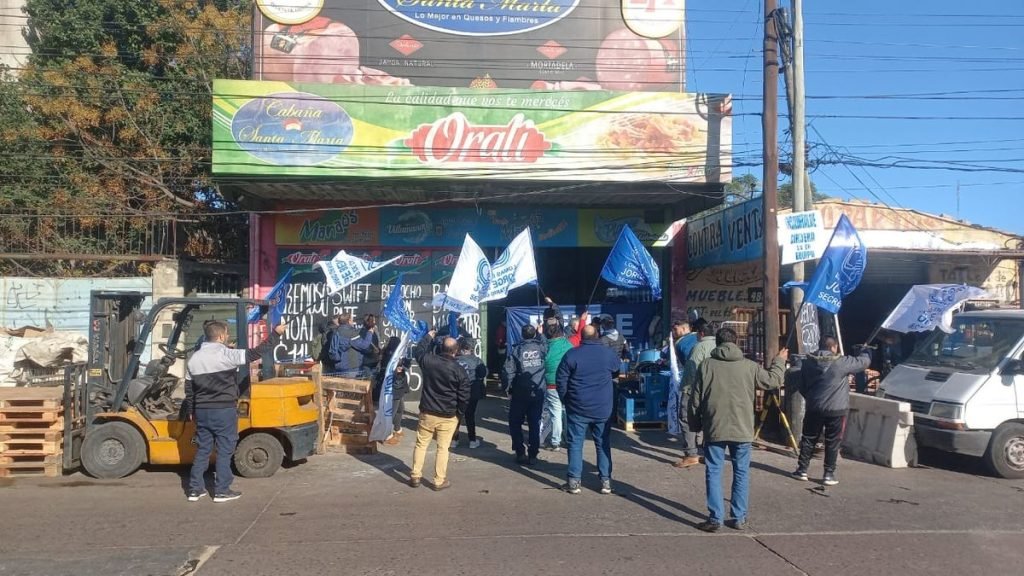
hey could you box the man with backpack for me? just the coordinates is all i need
[503,325,547,465]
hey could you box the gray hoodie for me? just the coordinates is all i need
[798,350,872,415]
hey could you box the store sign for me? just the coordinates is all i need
[684,261,763,324]
[213,80,731,183]
[254,0,685,93]
[377,0,580,36]
[686,197,763,268]
[778,210,826,265]
[229,92,353,166]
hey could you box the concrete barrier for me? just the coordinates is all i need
[843,393,918,468]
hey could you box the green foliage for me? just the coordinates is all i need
[1,0,252,275]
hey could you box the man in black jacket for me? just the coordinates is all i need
[504,325,547,465]
[792,337,872,486]
[185,320,284,503]
[409,330,471,491]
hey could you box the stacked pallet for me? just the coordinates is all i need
[322,377,377,455]
[0,387,64,478]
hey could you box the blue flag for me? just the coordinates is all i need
[802,214,867,314]
[600,225,662,300]
[383,273,428,341]
[248,268,293,326]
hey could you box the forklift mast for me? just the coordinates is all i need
[86,291,149,419]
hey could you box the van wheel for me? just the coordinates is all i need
[81,422,146,479]
[984,422,1024,479]
[234,433,283,478]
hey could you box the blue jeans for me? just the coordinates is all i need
[509,393,544,457]
[566,412,612,481]
[540,387,564,448]
[704,441,751,524]
[189,407,238,494]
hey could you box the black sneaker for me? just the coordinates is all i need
[562,480,582,495]
[600,479,613,495]
[516,453,529,465]
[213,489,242,503]
[186,489,206,502]
[726,519,747,531]
[791,468,809,481]
[527,455,539,466]
[697,521,722,533]
[822,473,839,486]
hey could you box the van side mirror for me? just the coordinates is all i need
[1002,359,1024,375]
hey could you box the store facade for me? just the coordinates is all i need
[213,1,734,397]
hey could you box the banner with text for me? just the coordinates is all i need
[212,80,731,182]
[686,197,763,268]
[505,303,660,351]
[254,0,686,93]
[778,210,827,265]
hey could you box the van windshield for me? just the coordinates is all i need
[904,317,1024,372]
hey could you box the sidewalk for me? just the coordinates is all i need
[1,394,1022,575]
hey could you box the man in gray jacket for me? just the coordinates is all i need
[792,337,872,486]
[674,319,717,468]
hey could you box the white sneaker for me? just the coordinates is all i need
[469,439,481,449]
[450,439,459,449]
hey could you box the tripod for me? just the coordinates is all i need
[753,390,800,456]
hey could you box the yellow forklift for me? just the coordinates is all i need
[63,291,319,479]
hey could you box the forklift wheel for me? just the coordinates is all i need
[234,433,284,478]
[81,422,145,479]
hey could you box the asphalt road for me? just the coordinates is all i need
[2,400,1023,576]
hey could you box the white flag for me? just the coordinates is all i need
[881,284,990,334]
[480,228,538,303]
[369,332,412,442]
[434,234,490,313]
[315,251,402,295]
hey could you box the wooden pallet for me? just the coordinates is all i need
[321,376,372,395]
[0,439,62,455]
[0,409,62,423]
[616,417,667,432]
[0,463,62,478]
[0,418,64,433]
[0,398,62,410]
[0,452,61,465]
[0,388,64,401]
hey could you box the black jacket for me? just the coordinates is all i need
[456,354,488,400]
[797,349,872,416]
[414,333,471,418]
[503,337,547,399]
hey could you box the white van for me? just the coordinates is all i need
[877,310,1024,478]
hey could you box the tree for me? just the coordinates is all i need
[1,0,252,275]
[722,174,830,208]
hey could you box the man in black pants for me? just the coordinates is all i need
[792,337,871,486]
[453,337,488,449]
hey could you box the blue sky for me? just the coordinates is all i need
[685,0,1024,234]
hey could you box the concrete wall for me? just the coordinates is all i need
[1,276,152,334]
[0,0,28,74]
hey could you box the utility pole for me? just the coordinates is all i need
[763,0,781,363]
[790,0,808,335]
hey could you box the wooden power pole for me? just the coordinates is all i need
[762,0,781,362]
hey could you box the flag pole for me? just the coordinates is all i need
[834,313,845,356]
[586,275,601,307]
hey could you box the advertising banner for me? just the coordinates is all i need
[253,0,686,93]
[505,303,660,350]
[274,207,664,248]
[211,80,732,182]
[685,197,763,268]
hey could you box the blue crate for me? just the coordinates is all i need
[617,392,667,423]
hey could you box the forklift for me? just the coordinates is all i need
[62,291,320,479]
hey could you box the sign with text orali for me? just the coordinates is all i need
[212,80,732,183]
[686,197,763,268]
[778,210,826,265]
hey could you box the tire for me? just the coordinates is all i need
[233,433,283,478]
[81,422,146,479]
[984,422,1024,479]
